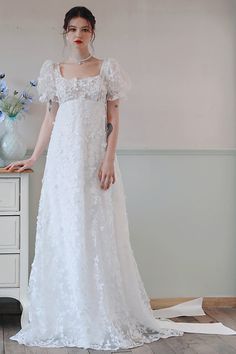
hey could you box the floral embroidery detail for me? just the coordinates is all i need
[37,60,59,103]
[9,57,183,350]
[36,57,131,105]
[106,57,132,101]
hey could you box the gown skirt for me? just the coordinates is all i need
[9,58,184,350]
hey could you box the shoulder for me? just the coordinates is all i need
[105,57,120,67]
[37,59,57,93]
[103,57,122,76]
[39,59,57,75]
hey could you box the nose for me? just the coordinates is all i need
[75,28,83,36]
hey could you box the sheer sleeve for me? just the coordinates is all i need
[105,57,132,101]
[37,59,59,103]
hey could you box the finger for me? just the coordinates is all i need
[104,175,111,186]
[98,169,102,180]
[9,164,19,170]
[17,167,25,172]
[7,164,16,171]
[109,175,113,184]
[4,163,14,169]
[7,162,19,167]
[13,163,24,169]
[101,175,109,189]
[101,174,107,185]
[104,176,112,189]
[101,180,106,189]
[10,165,23,172]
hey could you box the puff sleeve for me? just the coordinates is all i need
[37,59,59,103]
[105,57,132,101]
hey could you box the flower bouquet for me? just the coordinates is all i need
[0,72,37,166]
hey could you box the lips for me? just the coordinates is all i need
[74,39,83,44]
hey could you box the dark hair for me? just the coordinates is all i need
[62,6,96,43]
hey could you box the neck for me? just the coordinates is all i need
[69,47,91,62]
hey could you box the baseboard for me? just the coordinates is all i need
[1,297,236,315]
[150,297,236,309]
[26,148,236,158]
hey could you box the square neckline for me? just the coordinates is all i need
[56,58,106,81]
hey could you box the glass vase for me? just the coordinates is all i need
[0,117,27,166]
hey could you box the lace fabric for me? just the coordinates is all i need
[9,57,183,350]
[105,57,132,101]
[37,60,59,103]
[36,57,131,105]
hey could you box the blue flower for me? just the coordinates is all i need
[0,80,8,98]
[20,91,33,103]
[0,110,6,122]
[0,72,37,120]
[30,80,38,87]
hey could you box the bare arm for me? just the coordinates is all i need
[4,100,59,172]
[105,99,119,162]
[98,99,119,190]
[30,100,59,162]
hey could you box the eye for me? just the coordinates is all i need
[82,28,89,32]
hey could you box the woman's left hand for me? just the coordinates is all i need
[98,157,116,190]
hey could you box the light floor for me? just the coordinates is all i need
[1,308,236,353]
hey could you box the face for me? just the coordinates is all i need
[66,16,93,49]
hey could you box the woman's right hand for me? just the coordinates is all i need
[3,157,36,172]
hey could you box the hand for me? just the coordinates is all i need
[98,157,116,190]
[3,157,36,172]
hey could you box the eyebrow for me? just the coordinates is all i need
[68,25,89,29]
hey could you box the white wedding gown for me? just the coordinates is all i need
[10,57,184,350]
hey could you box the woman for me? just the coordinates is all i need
[6,6,183,350]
